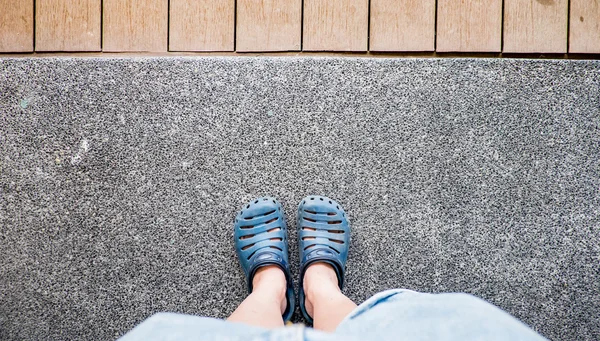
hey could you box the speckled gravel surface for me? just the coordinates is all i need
[1,57,599,341]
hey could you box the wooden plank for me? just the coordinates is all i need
[503,0,568,53]
[103,0,168,52]
[436,0,502,52]
[569,0,600,53]
[236,0,302,51]
[0,0,33,52]
[170,0,234,51]
[303,0,369,51]
[35,0,101,51]
[370,0,435,51]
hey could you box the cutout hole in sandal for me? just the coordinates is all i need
[270,246,282,251]
[242,243,255,251]
[266,218,278,224]
[328,220,342,225]
[329,200,332,204]
[327,212,336,216]
[307,210,331,215]
[263,210,276,217]
[319,198,323,201]
[303,217,316,222]
[302,227,317,231]
[329,238,344,244]
[267,227,281,233]
[240,234,255,240]
[240,225,254,229]
[329,230,344,234]
[302,236,316,241]
[255,200,259,204]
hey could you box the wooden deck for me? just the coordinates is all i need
[0,0,599,54]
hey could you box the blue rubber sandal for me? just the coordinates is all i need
[234,197,295,322]
[297,195,350,324]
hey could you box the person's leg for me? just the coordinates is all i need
[303,262,357,332]
[227,265,287,329]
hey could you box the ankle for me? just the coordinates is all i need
[303,263,341,314]
[304,262,340,292]
[252,265,287,313]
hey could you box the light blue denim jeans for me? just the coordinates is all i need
[119,289,548,341]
